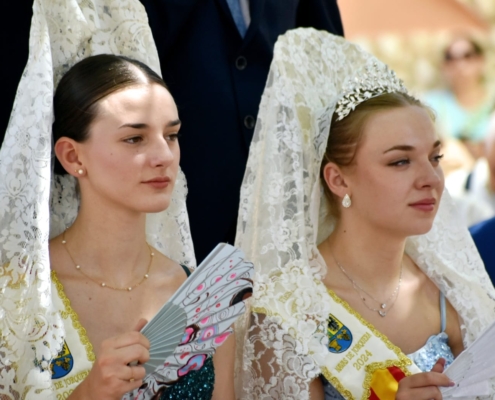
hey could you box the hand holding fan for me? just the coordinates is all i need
[440,320,495,398]
[122,243,253,399]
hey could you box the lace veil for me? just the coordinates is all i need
[0,1,194,398]
[235,28,495,399]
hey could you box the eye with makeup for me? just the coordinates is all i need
[123,135,143,144]
[387,153,444,168]
[388,158,410,167]
[430,153,444,165]
[165,132,182,142]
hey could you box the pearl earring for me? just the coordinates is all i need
[342,194,351,208]
[76,169,84,175]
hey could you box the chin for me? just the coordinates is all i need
[406,220,436,237]
[138,198,172,214]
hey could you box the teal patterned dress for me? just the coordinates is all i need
[156,265,215,399]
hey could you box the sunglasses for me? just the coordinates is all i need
[445,51,480,62]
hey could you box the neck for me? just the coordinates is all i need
[323,217,406,292]
[62,194,150,287]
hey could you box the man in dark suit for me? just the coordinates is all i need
[470,216,495,284]
[140,0,344,262]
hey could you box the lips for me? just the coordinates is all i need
[409,198,436,211]
[142,176,171,189]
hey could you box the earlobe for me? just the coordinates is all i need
[322,162,350,199]
[54,138,84,176]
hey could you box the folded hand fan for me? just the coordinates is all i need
[440,320,495,398]
[122,243,253,399]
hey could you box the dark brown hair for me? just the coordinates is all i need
[52,54,168,174]
[320,92,433,218]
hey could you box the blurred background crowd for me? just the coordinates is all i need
[340,0,495,228]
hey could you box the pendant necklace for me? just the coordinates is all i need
[332,253,403,317]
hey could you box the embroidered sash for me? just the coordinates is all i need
[50,271,94,399]
[320,290,422,400]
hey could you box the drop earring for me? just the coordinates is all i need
[342,194,351,208]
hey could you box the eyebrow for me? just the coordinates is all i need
[167,119,182,128]
[383,140,441,154]
[119,119,181,129]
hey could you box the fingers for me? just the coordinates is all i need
[431,358,446,373]
[116,365,146,396]
[404,371,453,389]
[118,371,146,394]
[103,330,150,352]
[83,324,151,399]
[397,371,455,400]
[134,318,148,332]
[98,343,150,368]
[397,386,443,400]
[121,364,146,383]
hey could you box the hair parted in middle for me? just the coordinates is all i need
[52,54,170,175]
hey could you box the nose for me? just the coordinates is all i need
[149,136,177,168]
[415,160,444,190]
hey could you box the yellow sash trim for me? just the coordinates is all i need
[321,289,416,400]
[252,287,418,400]
[51,270,96,362]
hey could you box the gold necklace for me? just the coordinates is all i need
[61,231,154,291]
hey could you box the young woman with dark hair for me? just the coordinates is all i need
[47,54,236,400]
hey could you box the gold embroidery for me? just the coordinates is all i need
[252,306,273,316]
[321,289,413,400]
[253,290,414,400]
[51,271,96,362]
[279,290,294,303]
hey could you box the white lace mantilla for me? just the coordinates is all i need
[0,1,195,398]
[234,29,495,400]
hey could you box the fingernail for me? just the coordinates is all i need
[449,380,455,387]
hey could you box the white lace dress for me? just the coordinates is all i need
[234,28,495,400]
[0,1,195,398]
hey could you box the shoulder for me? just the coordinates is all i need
[470,216,495,239]
[470,217,495,282]
[152,249,189,280]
